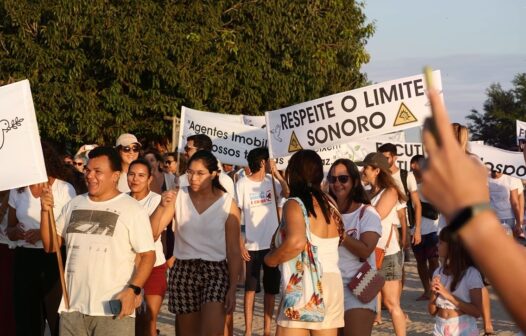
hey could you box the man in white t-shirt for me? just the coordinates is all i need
[40,147,155,335]
[409,154,440,300]
[235,147,289,336]
[178,134,235,197]
[488,171,523,236]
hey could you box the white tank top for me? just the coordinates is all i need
[310,233,341,274]
[371,189,400,256]
[173,187,233,261]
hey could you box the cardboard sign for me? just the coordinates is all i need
[265,71,442,158]
[275,140,424,172]
[178,106,267,166]
[470,143,526,178]
[0,80,47,190]
[516,120,526,145]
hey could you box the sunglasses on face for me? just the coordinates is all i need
[120,146,140,153]
[73,162,84,167]
[164,160,175,165]
[327,175,350,184]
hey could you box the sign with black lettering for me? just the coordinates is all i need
[0,80,47,190]
[471,143,526,179]
[178,107,267,166]
[516,120,526,145]
[264,71,442,158]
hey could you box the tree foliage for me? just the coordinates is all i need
[0,0,374,147]
[467,73,526,150]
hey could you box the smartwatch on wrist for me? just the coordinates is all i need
[127,284,141,295]
[449,203,492,237]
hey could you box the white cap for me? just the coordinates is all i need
[115,133,140,147]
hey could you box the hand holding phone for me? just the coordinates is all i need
[109,299,122,315]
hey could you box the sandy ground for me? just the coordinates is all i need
[156,257,520,336]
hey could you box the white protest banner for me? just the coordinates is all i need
[178,106,267,166]
[516,120,526,145]
[0,80,47,190]
[265,71,442,158]
[470,143,526,179]
[373,130,406,143]
[242,115,266,128]
[275,140,424,172]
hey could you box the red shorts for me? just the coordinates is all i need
[144,263,167,296]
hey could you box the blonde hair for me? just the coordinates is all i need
[452,123,469,153]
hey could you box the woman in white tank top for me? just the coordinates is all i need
[359,152,407,336]
[264,150,344,335]
[150,150,241,335]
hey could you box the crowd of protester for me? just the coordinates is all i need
[1,90,526,336]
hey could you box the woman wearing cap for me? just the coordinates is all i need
[115,133,142,193]
[360,152,407,335]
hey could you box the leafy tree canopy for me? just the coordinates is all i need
[467,73,526,150]
[0,0,374,147]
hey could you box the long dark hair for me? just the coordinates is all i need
[286,150,330,223]
[373,168,407,202]
[439,227,476,291]
[328,159,370,212]
[187,150,226,193]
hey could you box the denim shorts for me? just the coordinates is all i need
[379,251,403,281]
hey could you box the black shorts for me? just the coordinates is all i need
[245,249,280,295]
[412,232,439,263]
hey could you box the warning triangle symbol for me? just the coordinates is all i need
[288,131,303,153]
[393,102,418,126]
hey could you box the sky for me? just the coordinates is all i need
[361,0,526,128]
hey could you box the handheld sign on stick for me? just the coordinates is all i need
[48,207,70,310]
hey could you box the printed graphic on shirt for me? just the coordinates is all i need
[249,189,272,207]
[66,210,119,237]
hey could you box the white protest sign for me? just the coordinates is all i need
[516,120,526,145]
[470,143,526,178]
[242,115,266,128]
[265,71,442,158]
[373,130,406,143]
[178,106,267,166]
[275,140,424,172]
[0,80,47,190]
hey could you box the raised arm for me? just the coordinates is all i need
[150,190,177,241]
[422,87,526,331]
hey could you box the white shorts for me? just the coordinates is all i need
[433,315,478,336]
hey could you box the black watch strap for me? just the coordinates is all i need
[449,203,492,237]
[127,284,141,295]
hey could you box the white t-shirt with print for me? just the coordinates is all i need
[489,174,516,220]
[338,204,382,279]
[56,193,155,316]
[8,180,76,249]
[133,191,165,267]
[407,172,439,235]
[371,189,400,256]
[235,174,282,251]
[433,266,484,310]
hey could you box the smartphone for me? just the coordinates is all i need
[423,66,442,146]
[109,299,122,315]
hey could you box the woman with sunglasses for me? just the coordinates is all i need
[328,159,382,336]
[163,152,179,175]
[115,133,142,193]
[359,152,407,335]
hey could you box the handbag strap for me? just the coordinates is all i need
[384,224,395,250]
[287,197,313,243]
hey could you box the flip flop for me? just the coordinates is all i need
[373,320,383,326]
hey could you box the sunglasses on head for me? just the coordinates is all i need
[327,175,350,184]
[121,146,140,153]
